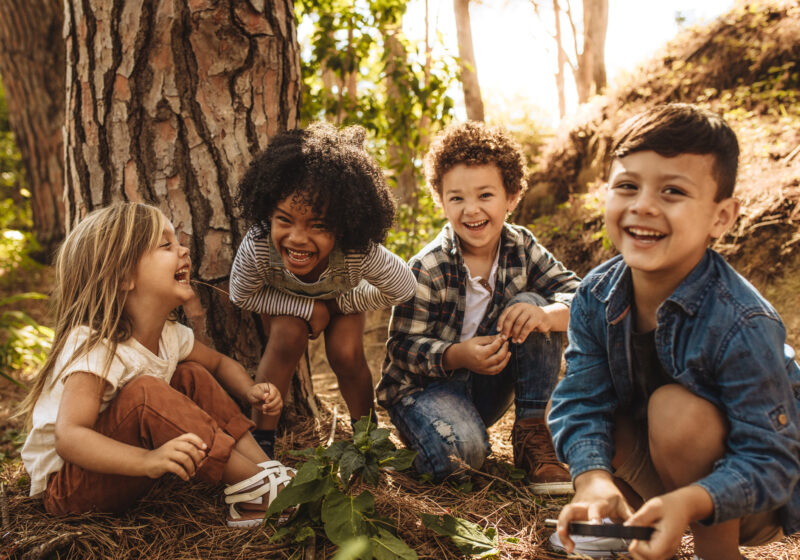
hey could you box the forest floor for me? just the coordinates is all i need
[1,295,800,559]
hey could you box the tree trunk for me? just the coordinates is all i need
[63,0,318,418]
[453,0,484,122]
[552,0,567,119]
[575,0,608,103]
[0,0,66,261]
[383,29,418,206]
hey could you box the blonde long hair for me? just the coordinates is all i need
[18,203,165,423]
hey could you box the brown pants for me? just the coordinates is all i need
[43,361,254,515]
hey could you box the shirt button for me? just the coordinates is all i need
[778,413,788,426]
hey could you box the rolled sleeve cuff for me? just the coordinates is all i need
[563,439,615,480]
[694,468,753,526]
[553,292,576,307]
[427,340,455,377]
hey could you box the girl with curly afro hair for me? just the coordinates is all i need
[230,122,416,455]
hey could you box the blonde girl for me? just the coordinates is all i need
[19,203,292,527]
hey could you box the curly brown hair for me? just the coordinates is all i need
[424,121,528,202]
[236,122,396,253]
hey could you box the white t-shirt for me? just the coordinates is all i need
[460,247,500,342]
[21,321,195,496]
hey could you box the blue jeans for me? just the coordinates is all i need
[387,293,563,481]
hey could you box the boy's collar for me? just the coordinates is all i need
[594,250,715,321]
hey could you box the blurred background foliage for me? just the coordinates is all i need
[0,76,51,387]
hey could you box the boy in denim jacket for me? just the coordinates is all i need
[549,104,800,560]
[377,122,580,483]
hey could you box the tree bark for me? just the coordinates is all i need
[453,0,484,122]
[552,0,567,119]
[383,28,418,206]
[63,0,318,418]
[575,0,608,103]
[0,0,66,261]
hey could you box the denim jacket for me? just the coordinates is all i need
[549,250,800,534]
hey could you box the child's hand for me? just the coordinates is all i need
[446,335,510,375]
[248,382,283,416]
[143,433,207,481]
[308,300,331,339]
[626,489,703,560]
[556,470,634,553]
[497,302,550,343]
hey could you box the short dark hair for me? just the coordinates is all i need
[424,121,527,201]
[235,122,395,253]
[611,103,739,200]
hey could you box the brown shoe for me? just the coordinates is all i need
[512,417,570,483]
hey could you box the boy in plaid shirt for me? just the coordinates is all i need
[377,122,580,482]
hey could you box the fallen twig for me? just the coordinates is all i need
[21,532,82,560]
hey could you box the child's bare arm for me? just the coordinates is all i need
[55,372,207,480]
[183,341,282,415]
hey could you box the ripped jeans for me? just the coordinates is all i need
[386,293,563,482]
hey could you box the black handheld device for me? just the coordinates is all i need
[545,519,654,540]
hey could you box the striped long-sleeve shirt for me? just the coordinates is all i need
[229,225,416,322]
[376,222,581,408]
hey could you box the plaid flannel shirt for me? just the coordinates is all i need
[376,222,581,408]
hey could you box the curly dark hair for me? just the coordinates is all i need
[424,121,527,202]
[236,122,396,253]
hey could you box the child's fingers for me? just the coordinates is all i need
[177,432,208,452]
[497,305,523,337]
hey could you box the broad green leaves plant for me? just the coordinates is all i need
[421,513,499,558]
[266,416,418,560]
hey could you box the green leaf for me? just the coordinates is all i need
[361,455,380,486]
[421,514,498,558]
[321,490,374,545]
[370,527,418,560]
[339,447,366,486]
[266,474,334,518]
[293,458,325,484]
[324,440,354,462]
[381,448,416,471]
[352,415,375,438]
[332,536,372,560]
[294,526,317,543]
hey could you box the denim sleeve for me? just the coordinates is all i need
[548,283,619,479]
[384,260,453,378]
[694,316,800,525]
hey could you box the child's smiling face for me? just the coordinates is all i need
[439,163,518,256]
[270,195,335,282]
[127,216,194,310]
[605,150,738,284]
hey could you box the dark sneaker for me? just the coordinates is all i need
[512,417,571,483]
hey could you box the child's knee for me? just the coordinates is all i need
[267,316,309,355]
[648,384,726,455]
[326,342,366,373]
[411,418,489,482]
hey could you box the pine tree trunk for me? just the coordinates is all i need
[383,29,418,206]
[0,0,66,261]
[63,0,318,418]
[453,0,484,122]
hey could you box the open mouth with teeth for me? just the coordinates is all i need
[285,247,315,264]
[174,267,190,283]
[463,219,489,230]
[624,226,667,242]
